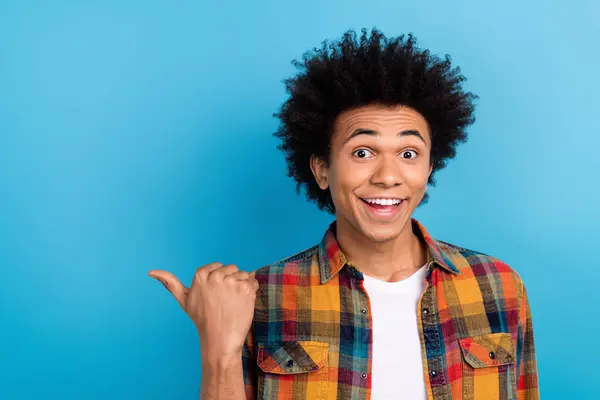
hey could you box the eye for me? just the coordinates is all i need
[400,150,418,159]
[352,148,374,159]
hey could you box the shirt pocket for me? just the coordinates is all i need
[256,340,329,400]
[458,332,517,399]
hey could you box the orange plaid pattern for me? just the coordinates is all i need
[241,218,539,399]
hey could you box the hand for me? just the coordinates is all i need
[148,262,259,361]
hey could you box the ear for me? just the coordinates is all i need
[310,155,329,190]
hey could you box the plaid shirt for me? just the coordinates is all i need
[242,218,539,399]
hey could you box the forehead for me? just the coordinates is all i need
[334,104,430,139]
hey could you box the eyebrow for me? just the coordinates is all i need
[342,128,427,145]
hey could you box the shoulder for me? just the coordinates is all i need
[247,244,320,283]
[436,238,527,295]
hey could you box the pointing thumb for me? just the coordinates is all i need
[148,270,189,310]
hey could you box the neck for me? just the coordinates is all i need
[335,217,429,282]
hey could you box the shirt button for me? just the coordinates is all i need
[286,360,294,367]
[360,308,368,315]
[422,308,429,315]
[361,372,367,380]
[430,370,438,377]
[489,351,496,359]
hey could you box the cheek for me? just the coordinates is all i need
[329,160,370,196]
[403,164,430,189]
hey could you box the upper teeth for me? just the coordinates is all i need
[364,198,402,205]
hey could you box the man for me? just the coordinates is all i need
[149,29,539,399]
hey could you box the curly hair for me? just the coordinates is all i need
[274,28,478,214]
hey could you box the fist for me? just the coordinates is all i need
[149,262,259,360]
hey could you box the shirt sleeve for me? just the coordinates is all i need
[242,271,258,399]
[516,279,540,399]
[241,328,256,399]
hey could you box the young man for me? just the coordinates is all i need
[149,29,539,399]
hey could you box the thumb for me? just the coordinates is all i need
[148,270,189,309]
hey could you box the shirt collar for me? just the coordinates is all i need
[318,218,461,284]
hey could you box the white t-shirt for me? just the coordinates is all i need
[361,264,428,400]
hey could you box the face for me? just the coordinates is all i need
[311,104,433,243]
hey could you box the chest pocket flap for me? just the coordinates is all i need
[257,340,328,374]
[459,332,515,368]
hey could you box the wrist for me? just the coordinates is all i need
[202,350,242,369]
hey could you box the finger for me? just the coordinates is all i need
[148,270,189,309]
[207,264,239,281]
[227,270,251,280]
[197,262,225,274]
[237,276,259,290]
[190,262,225,290]
[224,270,251,284]
[240,277,260,296]
[248,277,260,292]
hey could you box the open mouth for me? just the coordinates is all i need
[360,197,406,217]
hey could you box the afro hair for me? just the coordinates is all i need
[274,28,478,214]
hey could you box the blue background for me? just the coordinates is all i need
[1,0,598,398]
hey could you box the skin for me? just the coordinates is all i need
[310,104,433,282]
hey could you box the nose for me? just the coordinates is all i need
[370,154,403,188]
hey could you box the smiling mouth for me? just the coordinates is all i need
[359,197,406,216]
[360,198,405,207]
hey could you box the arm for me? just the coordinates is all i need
[199,280,258,400]
[200,352,246,400]
[516,279,540,399]
[199,325,256,400]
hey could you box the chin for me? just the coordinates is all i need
[359,223,405,244]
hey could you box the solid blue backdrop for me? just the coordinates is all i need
[1,0,598,398]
